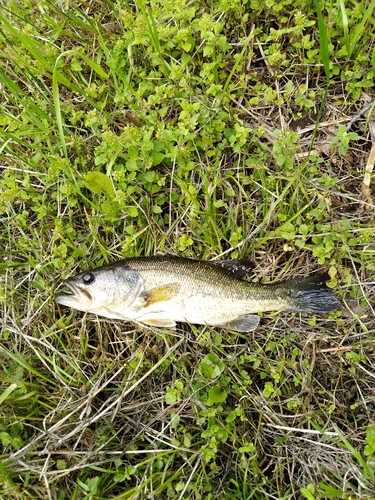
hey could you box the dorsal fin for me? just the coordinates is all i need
[211,258,255,279]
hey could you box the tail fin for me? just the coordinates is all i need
[288,274,340,313]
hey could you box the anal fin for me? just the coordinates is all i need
[216,314,260,332]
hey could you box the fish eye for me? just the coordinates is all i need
[82,273,96,285]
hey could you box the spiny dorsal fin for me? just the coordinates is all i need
[212,258,255,279]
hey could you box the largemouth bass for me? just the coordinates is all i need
[55,256,340,332]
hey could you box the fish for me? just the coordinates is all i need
[55,256,340,332]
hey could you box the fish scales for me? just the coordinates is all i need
[55,256,341,332]
[125,256,290,322]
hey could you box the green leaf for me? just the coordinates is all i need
[317,481,347,498]
[0,432,12,447]
[142,171,156,183]
[56,459,67,470]
[152,152,165,165]
[84,171,115,198]
[71,59,82,71]
[165,392,176,405]
[199,354,225,379]
[165,387,179,405]
[101,199,119,216]
[126,206,139,217]
[11,437,24,450]
[208,385,228,403]
[213,200,224,208]
[170,413,180,428]
[364,425,375,456]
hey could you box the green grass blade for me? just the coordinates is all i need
[348,0,375,58]
[338,0,349,55]
[53,53,68,158]
[0,383,18,404]
[79,52,109,80]
[0,346,51,383]
[315,0,331,83]
[135,0,171,74]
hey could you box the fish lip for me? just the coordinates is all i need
[56,280,92,303]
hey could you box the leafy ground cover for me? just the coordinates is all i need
[1,0,375,498]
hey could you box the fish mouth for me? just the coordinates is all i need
[55,280,93,311]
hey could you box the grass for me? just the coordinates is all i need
[1,0,375,498]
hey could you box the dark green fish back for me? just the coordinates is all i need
[123,256,266,300]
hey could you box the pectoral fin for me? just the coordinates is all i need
[216,314,260,332]
[142,283,180,306]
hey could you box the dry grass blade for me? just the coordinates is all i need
[362,120,375,208]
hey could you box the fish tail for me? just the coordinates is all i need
[287,274,340,313]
